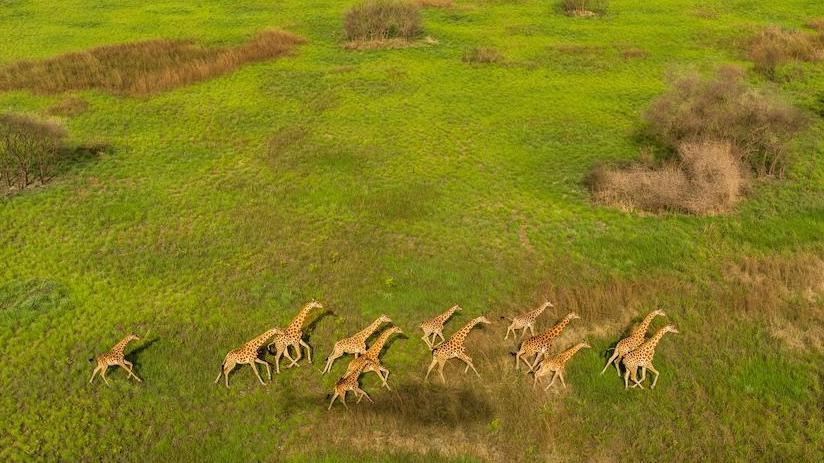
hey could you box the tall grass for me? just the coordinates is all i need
[745,26,823,78]
[562,0,608,16]
[344,0,422,43]
[0,30,305,96]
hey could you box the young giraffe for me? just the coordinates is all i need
[89,334,142,386]
[328,359,375,410]
[345,325,403,390]
[600,309,666,376]
[214,327,284,388]
[420,304,461,349]
[533,342,590,390]
[322,314,392,374]
[425,315,492,383]
[267,300,323,373]
[514,312,580,372]
[503,301,554,340]
[622,324,679,390]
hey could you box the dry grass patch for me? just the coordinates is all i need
[806,18,824,32]
[0,30,304,96]
[344,0,422,48]
[414,0,453,8]
[745,26,824,78]
[562,0,608,17]
[45,97,90,117]
[462,47,504,65]
[621,47,647,59]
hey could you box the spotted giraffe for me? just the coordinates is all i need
[267,300,323,373]
[533,342,590,390]
[322,314,391,374]
[514,312,580,372]
[214,327,284,388]
[425,315,491,383]
[622,324,679,389]
[600,309,666,376]
[345,325,403,390]
[328,359,374,410]
[89,334,142,386]
[502,300,554,340]
[420,304,461,349]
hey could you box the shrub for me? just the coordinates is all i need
[0,113,67,191]
[644,66,807,176]
[344,0,422,43]
[462,47,503,64]
[562,0,608,16]
[0,30,305,96]
[745,26,823,78]
[590,140,745,214]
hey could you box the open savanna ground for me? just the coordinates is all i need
[1,0,823,461]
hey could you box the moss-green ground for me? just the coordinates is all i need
[0,0,822,461]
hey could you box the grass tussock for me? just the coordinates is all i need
[0,30,305,96]
[45,97,90,117]
[562,0,608,17]
[462,47,504,65]
[745,26,824,78]
[344,0,422,45]
[806,18,824,32]
[590,140,746,214]
[414,0,453,8]
[0,113,67,191]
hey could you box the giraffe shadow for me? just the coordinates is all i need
[124,338,158,374]
[303,309,336,342]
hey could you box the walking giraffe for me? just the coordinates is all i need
[328,359,374,410]
[514,312,580,372]
[345,325,403,390]
[420,304,461,349]
[89,334,142,386]
[502,301,554,340]
[533,342,590,390]
[622,324,679,389]
[425,315,491,383]
[600,309,666,376]
[267,300,323,373]
[214,327,284,387]
[322,314,392,374]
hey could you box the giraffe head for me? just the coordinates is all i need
[579,342,591,349]
[565,312,581,321]
[306,299,324,311]
[387,325,403,335]
[661,324,679,335]
[652,308,666,318]
[451,304,462,312]
[476,315,492,325]
[377,314,392,324]
[126,334,140,342]
[541,301,555,310]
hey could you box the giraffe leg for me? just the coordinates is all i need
[614,356,622,377]
[299,340,312,364]
[648,364,661,389]
[328,391,339,410]
[222,360,237,388]
[547,370,559,388]
[356,387,373,404]
[341,391,348,409]
[601,352,620,375]
[100,366,111,386]
[526,353,542,373]
[322,348,340,374]
[438,360,447,384]
[457,353,480,378]
[90,364,102,383]
[528,325,536,337]
[421,334,432,350]
[639,366,647,384]
[379,367,391,390]
[623,367,630,389]
[255,358,271,381]
[424,357,437,382]
[118,361,142,382]
[630,367,644,389]
[504,326,512,340]
[558,370,566,389]
[249,362,266,385]
[273,349,283,374]
[286,343,301,367]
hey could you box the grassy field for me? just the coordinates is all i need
[1,0,822,461]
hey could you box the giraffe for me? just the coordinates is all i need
[600,309,666,376]
[533,342,590,390]
[345,325,403,390]
[322,314,392,374]
[89,334,142,386]
[425,315,491,383]
[622,324,679,389]
[328,359,374,410]
[214,327,284,388]
[420,304,461,349]
[502,300,554,340]
[514,312,580,372]
[267,299,323,373]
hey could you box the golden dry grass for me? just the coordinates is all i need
[745,26,824,77]
[413,0,453,8]
[45,97,90,117]
[0,30,305,96]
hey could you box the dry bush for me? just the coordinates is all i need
[590,140,745,214]
[745,26,823,78]
[562,0,608,16]
[462,47,503,64]
[806,18,824,32]
[0,113,67,191]
[0,30,304,96]
[644,66,807,176]
[344,0,422,43]
[45,97,89,117]
[414,0,452,8]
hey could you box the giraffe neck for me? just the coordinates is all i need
[250,328,282,349]
[550,317,572,335]
[366,329,399,357]
[632,312,659,337]
[436,306,458,324]
[355,318,384,340]
[452,318,483,344]
[112,336,133,354]
[643,328,669,352]
[559,343,587,363]
[288,304,314,332]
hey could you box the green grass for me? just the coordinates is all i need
[1,0,823,461]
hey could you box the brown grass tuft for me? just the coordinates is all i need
[45,97,90,117]
[745,26,823,78]
[344,0,422,45]
[414,0,453,8]
[462,47,504,65]
[0,30,305,96]
[621,47,647,59]
[562,0,608,17]
[806,17,824,32]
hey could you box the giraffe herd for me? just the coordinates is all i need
[89,300,679,408]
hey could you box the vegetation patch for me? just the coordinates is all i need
[745,26,824,78]
[561,0,608,17]
[0,30,305,96]
[45,96,90,117]
[414,0,453,8]
[0,113,67,191]
[590,66,807,214]
[344,0,423,48]
[462,47,503,65]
